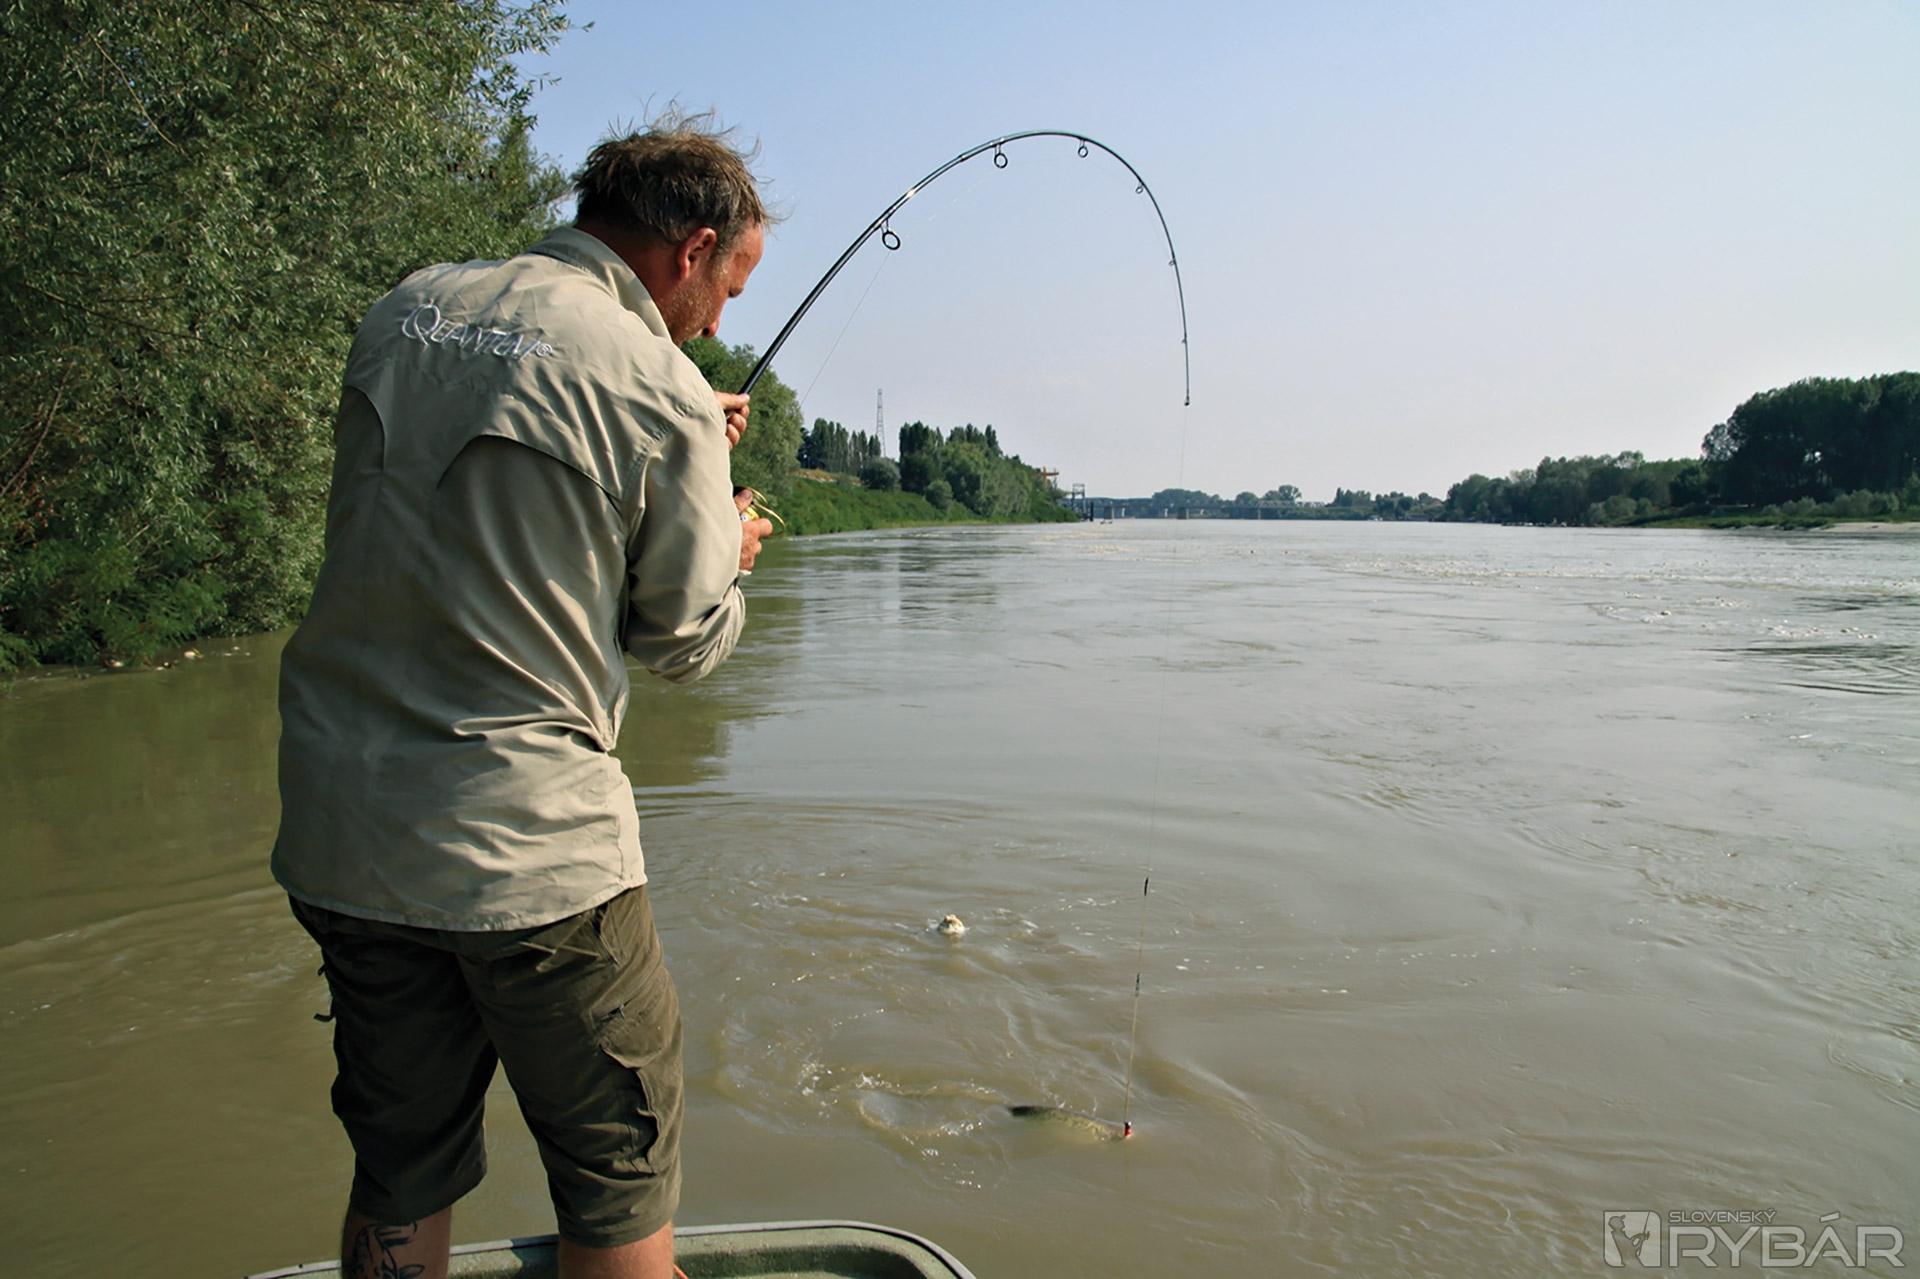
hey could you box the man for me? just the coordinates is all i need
[273,119,776,1279]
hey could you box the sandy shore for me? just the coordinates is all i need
[1814,520,1920,533]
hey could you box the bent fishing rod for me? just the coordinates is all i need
[738,130,1190,406]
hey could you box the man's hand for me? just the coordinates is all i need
[736,488,773,574]
[715,392,750,450]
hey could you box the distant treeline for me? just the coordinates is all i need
[681,342,1067,522]
[1089,487,1446,520]
[1114,373,1919,529]
[1441,374,1920,526]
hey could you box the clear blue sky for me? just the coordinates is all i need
[519,1,1919,500]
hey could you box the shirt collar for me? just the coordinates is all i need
[526,226,671,339]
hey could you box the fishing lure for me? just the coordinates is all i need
[739,130,1190,406]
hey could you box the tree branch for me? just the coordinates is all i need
[1,364,74,502]
[88,32,185,155]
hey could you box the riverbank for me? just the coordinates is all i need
[774,471,1078,536]
[1811,518,1920,532]
[1636,512,1920,531]
[0,489,1072,681]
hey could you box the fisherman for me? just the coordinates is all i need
[272,115,775,1279]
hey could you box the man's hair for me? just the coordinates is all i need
[572,110,772,252]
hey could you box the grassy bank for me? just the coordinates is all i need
[1636,511,1920,531]
[771,472,1079,536]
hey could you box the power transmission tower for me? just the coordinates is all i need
[875,388,885,457]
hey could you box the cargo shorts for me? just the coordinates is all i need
[291,885,682,1247]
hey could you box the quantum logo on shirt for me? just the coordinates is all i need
[400,302,555,361]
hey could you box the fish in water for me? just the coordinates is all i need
[1003,1103,1131,1140]
[937,914,966,937]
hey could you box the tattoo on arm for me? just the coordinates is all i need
[345,1221,425,1279]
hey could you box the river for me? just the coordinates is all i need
[2,521,1915,1276]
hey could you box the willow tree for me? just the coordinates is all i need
[0,1,569,669]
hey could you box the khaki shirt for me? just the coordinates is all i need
[272,227,744,930]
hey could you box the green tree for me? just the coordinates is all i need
[896,420,942,494]
[897,421,942,460]
[899,452,939,494]
[1707,374,1920,506]
[941,442,992,515]
[682,340,802,500]
[1669,460,1714,508]
[1149,487,1219,508]
[0,0,572,670]
[798,418,842,471]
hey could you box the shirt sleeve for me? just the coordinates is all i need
[622,400,746,683]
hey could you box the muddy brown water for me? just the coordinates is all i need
[3,522,1915,1276]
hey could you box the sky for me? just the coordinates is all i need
[518,1,1919,501]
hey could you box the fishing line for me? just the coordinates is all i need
[744,129,1191,1139]
[792,162,992,408]
[1119,403,1190,1140]
[798,252,891,405]
[1119,874,1150,1140]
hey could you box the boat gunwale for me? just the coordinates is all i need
[244,1218,978,1279]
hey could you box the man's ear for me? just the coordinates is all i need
[674,227,719,282]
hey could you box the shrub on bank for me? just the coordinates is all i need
[776,477,974,535]
[772,473,1075,536]
[859,458,901,491]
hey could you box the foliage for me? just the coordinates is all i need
[773,470,1072,536]
[894,422,1056,519]
[1440,374,1918,527]
[1445,454,1700,525]
[1231,487,1304,506]
[858,457,900,491]
[940,443,991,515]
[946,423,1000,455]
[0,0,570,670]
[777,475,968,535]
[1100,485,1434,520]
[900,451,941,495]
[797,417,883,475]
[897,422,944,460]
[1123,374,1915,530]
[1706,374,1920,506]
[682,339,803,500]
[1148,487,1220,507]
